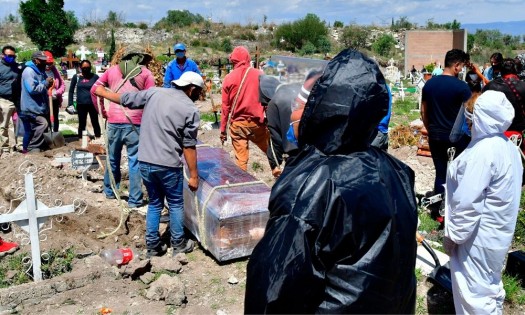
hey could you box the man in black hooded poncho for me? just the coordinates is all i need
[245,49,418,314]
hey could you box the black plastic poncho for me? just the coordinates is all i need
[245,49,418,314]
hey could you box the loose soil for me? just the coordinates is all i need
[0,96,522,315]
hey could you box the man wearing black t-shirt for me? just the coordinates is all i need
[421,49,471,218]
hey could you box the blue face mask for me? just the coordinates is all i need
[176,51,185,59]
[286,120,300,146]
[3,55,15,64]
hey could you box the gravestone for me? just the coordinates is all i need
[384,58,400,83]
[62,50,79,69]
[0,172,74,281]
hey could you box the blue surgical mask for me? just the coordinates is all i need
[3,55,15,64]
[176,51,185,59]
[286,120,300,146]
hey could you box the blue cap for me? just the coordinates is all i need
[173,43,186,52]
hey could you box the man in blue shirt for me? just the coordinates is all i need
[370,84,392,151]
[163,43,201,88]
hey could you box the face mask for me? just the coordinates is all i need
[286,120,300,146]
[3,55,15,64]
[468,74,478,81]
[81,68,91,75]
[176,51,185,59]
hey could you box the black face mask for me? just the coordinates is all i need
[36,61,46,72]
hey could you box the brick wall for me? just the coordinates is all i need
[404,30,466,74]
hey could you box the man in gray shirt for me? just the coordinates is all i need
[95,71,203,257]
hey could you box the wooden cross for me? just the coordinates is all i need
[253,45,260,69]
[0,173,74,281]
[163,47,175,58]
[62,50,79,69]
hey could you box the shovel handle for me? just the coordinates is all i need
[416,231,442,267]
[48,86,55,123]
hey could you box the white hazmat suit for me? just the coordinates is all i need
[445,90,523,314]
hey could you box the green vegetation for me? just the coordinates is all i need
[252,161,263,172]
[502,273,525,305]
[390,96,420,127]
[418,210,441,234]
[274,13,329,54]
[154,10,205,29]
[19,0,77,56]
[0,247,76,287]
[372,34,396,57]
[341,25,370,50]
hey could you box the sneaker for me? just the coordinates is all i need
[172,239,195,254]
[130,204,148,216]
[146,243,167,258]
[0,237,19,257]
[105,194,116,200]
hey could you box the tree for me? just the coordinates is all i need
[341,24,370,50]
[65,10,79,31]
[391,16,413,31]
[108,29,116,62]
[333,20,344,28]
[274,13,327,52]
[154,10,205,29]
[19,0,76,57]
[316,36,332,54]
[372,34,396,57]
[106,11,124,27]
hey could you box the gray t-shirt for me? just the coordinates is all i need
[121,87,200,168]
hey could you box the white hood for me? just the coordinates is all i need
[471,90,514,140]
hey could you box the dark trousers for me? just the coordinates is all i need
[77,103,101,137]
[20,113,48,150]
[428,136,469,195]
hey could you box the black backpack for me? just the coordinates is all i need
[11,62,25,112]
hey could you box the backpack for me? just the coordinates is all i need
[10,63,25,112]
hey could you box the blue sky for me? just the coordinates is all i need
[2,0,524,26]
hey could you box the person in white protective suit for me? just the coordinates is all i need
[444,90,523,315]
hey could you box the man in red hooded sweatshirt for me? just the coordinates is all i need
[220,46,269,171]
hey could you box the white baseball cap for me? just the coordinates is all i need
[172,71,204,88]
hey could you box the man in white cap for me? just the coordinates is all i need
[95,71,204,257]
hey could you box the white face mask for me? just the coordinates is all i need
[468,74,479,81]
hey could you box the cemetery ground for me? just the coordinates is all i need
[0,93,524,314]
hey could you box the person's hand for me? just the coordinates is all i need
[443,236,456,256]
[94,85,106,97]
[46,77,54,87]
[188,176,199,192]
[220,132,227,145]
[272,167,282,178]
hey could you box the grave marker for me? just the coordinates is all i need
[0,173,74,281]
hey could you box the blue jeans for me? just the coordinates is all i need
[139,162,186,249]
[103,123,143,207]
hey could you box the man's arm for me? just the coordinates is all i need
[94,85,121,104]
[183,146,199,192]
[421,99,428,129]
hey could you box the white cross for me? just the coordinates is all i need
[0,173,74,281]
[75,45,92,61]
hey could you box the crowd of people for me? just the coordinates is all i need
[1,41,524,314]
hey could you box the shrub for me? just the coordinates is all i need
[372,34,396,57]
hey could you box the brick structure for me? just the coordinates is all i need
[404,30,467,75]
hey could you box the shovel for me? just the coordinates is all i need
[416,232,452,293]
[43,86,65,148]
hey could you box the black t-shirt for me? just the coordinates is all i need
[483,77,525,132]
[422,75,471,141]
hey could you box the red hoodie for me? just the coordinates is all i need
[220,46,265,132]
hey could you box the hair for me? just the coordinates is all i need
[490,52,503,64]
[80,59,91,67]
[444,49,469,68]
[500,58,518,76]
[2,45,16,54]
[465,91,481,116]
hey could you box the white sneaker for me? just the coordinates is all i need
[130,205,148,216]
